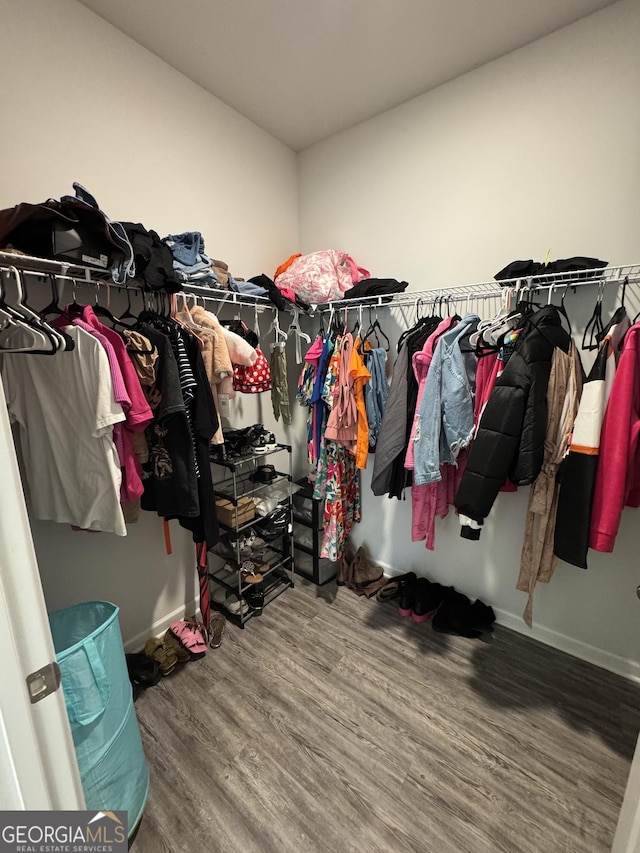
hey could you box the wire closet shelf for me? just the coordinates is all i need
[0,251,273,311]
[313,264,640,314]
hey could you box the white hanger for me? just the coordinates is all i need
[270,312,288,343]
[287,308,311,363]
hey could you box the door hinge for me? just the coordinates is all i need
[26,662,61,704]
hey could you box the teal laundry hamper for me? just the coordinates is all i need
[48,601,149,836]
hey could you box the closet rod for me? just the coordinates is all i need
[314,263,640,313]
[0,252,275,311]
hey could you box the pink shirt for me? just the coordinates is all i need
[80,307,152,503]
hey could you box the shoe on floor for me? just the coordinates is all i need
[411,578,445,624]
[209,613,226,648]
[432,588,494,638]
[398,572,417,617]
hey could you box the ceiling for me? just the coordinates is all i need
[78,0,617,151]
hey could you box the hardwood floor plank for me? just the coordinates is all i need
[132,580,639,853]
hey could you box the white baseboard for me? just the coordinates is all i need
[123,596,200,653]
[374,559,640,684]
[493,607,640,684]
[124,576,640,684]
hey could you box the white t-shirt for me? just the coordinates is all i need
[2,325,127,535]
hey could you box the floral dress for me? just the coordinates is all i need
[314,336,361,561]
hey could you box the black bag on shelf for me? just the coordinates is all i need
[0,197,124,273]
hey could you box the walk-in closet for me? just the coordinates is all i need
[2,1,640,851]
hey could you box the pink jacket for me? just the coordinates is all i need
[589,323,640,552]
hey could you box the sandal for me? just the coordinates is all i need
[209,612,226,649]
[163,630,193,663]
[168,619,208,660]
[143,637,179,676]
[241,560,264,584]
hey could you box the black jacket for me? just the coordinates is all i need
[454,306,571,533]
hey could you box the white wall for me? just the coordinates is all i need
[298,0,640,679]
[0,0,299,645]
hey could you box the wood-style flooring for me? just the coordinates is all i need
[132,579,640,853]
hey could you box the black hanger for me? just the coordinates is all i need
[0,269,62,355]
[36,274,77,352]
[21,270,79,353]
[582,283,605,351]
[360,308,390,352]
[91,283,120,327]
[119,284,137,322]
[40,275,66,318]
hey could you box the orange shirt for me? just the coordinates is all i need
[350,338,371,470]
[274,253,301,280]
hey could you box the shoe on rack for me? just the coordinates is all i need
[228,536,253,559]
[244,585,265,614]
[262,431,277,451]
[244,529,267,554]
[397,572,417,618]
[253,506,289,541]
[249,464,277,483]
[411,579,445,624]
[252,434,269,453]
[247,424,277,451]
[225,593,250,616]
[241,560,265,584]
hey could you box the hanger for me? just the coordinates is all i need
[270,312,288,343]
[0,270,47,353]
[118,283,139,324]
[17,269,73,352]
[40,274,66,318]
[582,281,605,351]
[287,308,311,363]
[360,306,390,352]
[91,282,121,328]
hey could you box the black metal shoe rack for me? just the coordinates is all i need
[208,443,295,628]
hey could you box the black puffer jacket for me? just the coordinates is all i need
[454,306,570,536]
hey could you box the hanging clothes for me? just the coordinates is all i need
[454,306,571,538]
[57,305,153,503]
[363,346,389,453]
[270,341,292,424]
[412,313,480,486]
[165,331,219,547]
[139,324,200,520]
[517,341,582,626]
[315,335,361,561]
[296,335,323,465]
[2,326,127,535]
[189,304,245,443]
[371,339,409,497]
[371,316,441,498]
[588,322,640,553]
[325,333,357,452]
[553,313,629,567]
[405,316,459,549]
[350,337,371,470]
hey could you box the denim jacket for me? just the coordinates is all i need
[412,313,480,485]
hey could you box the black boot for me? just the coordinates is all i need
[398,572,417,618]
[411,579,445,624]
